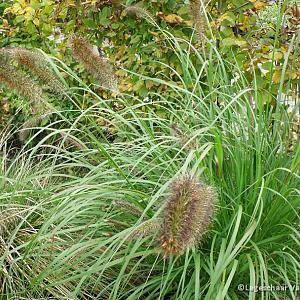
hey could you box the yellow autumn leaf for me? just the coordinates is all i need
[24,6,35,19]
[286,70,297,80]
[272,70,282,84]
[270,51,283,60]
[66,0,76,8]
[33,18,40,26]
[219,13,228,22]
[17,0,27,8]
[239,16,249,31]
[163,14,183,24]
[235,39,247,47]
[2,19,9,28]
[184,20,193,27]
[254,1,267,10]
[261,45,270,53]
[218,13,235,25]
[280,45,288,54]
[149,31,159,37]
[7,3,24,15]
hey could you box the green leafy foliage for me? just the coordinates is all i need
[1,0,298,104]
[0,0,298,138]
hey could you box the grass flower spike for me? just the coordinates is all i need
[4,48,65,94]
[69,35,118,92]
[160,175,216,256]
[189,0,207,44]
[0,206,22,237]
[128,218,161,240]
[0,58,48,115]
[125,5,153,20]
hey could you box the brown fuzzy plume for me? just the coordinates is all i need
[113,200,145,218]
[4,48,65,94]
[125,5,152,20]
[0,54,54,141]
[128,218,161,240]
[69,35,118,92]
[0,58,49,115]
[160,175,216,256]
[189,0,207,44]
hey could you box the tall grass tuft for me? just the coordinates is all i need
[160,175,216,256]
[0,21,299,300]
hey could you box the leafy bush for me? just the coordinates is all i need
[1,0,299,102]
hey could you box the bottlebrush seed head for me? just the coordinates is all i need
[69,35,118,92]
[125,5,152,20]
[170,123,198,149]
[189,0,207,45]
[0,58,48,114]
[113,200,144,218]
[160,175,217,256]
[4,48,65,94]
[128,218,161,241]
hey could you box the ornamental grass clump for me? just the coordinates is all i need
[160,175,216,256]
[69,35,118,92]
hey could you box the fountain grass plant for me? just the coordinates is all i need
[0,24,299,300]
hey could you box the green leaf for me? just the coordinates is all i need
[83,18,97,29]
[221,37,247,47]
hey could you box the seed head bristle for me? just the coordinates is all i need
[160,175,216,256]
[170,123,197,149]
[125,5,152,20]
[0,59,48,114]
[113,200,144,218]
[127,218,161,240]
[69,35,118,92]
[189,0,207,45]
[4,48,65,94]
